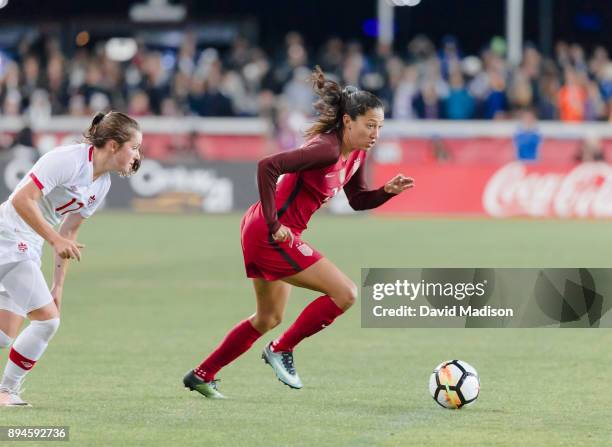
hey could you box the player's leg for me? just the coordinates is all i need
[0,307,24,399]
[194,278,291,381]
[0,309,23,350]
[184,279,291,399]
[277,257,356,349]
[0,261,59,407]
[0,267,25,347]
[261,257,356,388]
[250,278,291,333]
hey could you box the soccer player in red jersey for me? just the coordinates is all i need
[184,67,414,398]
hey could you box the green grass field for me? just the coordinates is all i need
[2,213,612,446]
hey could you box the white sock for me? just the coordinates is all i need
[1,319,60,391]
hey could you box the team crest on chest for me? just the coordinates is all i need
[17,242,28,253]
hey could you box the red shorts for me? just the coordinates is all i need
[240,203,323,281]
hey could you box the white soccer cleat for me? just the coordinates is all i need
[0,387,31,407]
[261,342,303,389]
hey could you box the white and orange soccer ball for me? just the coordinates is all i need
[429,360,480,409]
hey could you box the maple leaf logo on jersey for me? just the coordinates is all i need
[17,242,28,253]
[88,195,96,207]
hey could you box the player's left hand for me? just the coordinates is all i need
[51,285,63,311]
[384,174,414,194]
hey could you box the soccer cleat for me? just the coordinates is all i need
[0,387,31,407]
[182,370,226,399]
[262,342,303,389]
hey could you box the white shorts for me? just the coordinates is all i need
[0,261,53,318]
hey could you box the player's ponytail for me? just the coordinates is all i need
[305,66,383,139]
[90,112,105,128]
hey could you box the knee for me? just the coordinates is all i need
[252,313,283,333]
[29,318,60,341]
[0,329,13,349]
[334,281,358,310]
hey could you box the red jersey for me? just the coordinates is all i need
[256,131,394,234]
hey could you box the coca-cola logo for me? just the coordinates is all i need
[483,162,612,218]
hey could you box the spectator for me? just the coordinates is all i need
[317,37,344,77]
[141,52,170,115]
[584,81,606,121]
[482,70,508,119]
[508,70,534,110]
[44,55,69,114]
[413,81,444,119]
[444,69,475,119]
[392,65,418,119]
[160,97,182,117]
[513,109,542,162]
[438,35,462,80]
[558,67,586,121]
[21,55,41,110]
[282,66,314,115]
[79,64,111,111]
[575,133,605,162]
[187,66,233,117]
[128,90,152,116]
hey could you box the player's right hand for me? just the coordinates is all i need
[272,225,295,248]
[52,236,85,261]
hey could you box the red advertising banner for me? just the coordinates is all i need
[379,137,612,164]
[373,162,612,218]
[32,132,268,161]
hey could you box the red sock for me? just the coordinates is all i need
[273,295,344,352]
[194,319,262,382]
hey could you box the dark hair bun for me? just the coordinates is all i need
[91,112,105,127]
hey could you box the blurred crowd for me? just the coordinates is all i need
[1,31,612,133]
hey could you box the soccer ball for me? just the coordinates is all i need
[429,360,480,409]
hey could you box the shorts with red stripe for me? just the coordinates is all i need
[240,203,323,281]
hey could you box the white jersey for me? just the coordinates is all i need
[0,143,111,263]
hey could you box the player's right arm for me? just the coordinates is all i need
[11,182,84,261]
[257,135,340,242]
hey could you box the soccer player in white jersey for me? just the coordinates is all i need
[0,111,142,406]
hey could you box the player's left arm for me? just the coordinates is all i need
[51,213,85,311]
[343,163,414,211]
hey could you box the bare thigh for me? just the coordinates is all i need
[282,258,357,311]
[0,309,24,339]
[249,278,292,333]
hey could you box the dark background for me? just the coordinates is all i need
[0,0,609,55]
